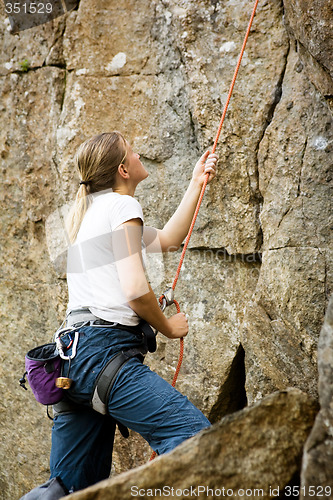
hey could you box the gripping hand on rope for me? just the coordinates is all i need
[192,150,218,187]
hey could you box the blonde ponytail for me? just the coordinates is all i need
[66,184,92,244]
[66,132,127,244]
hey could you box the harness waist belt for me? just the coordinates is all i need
[66,308,139,331]
[65,309,156,352]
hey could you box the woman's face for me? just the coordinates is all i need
[125,141,149,185]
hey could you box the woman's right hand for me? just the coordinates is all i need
[165,312,189,339]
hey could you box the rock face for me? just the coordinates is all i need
[0,65,68,499]
[0,0,332,498]
[283,0,333,82]
[301,295,333,497]
[68,390,317,500]
[242,25,332,404]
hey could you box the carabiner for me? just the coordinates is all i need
[54,328,80,361]
[160,286,174,312]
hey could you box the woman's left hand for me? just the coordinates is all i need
[192,150,218,187]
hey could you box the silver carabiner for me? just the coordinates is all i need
[55,328,80,361]
[160,286,174,312]
[154,287,175,336]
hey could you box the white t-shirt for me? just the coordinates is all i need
[66,190,145,326]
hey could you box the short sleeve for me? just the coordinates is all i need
[108,195,144,231]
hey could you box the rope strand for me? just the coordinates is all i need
[172,0,259,291]
[150,0,259,461]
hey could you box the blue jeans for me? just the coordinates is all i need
[50,326,210,492]
[50,407,115,493]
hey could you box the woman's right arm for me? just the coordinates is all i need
[128,282,188,339]
[113,218,188,339]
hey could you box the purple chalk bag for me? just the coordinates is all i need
[25,343,64,405]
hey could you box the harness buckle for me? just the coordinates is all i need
[160,286,174,312]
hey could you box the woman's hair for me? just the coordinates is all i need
[66,131,127,244]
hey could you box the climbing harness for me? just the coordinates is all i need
[150,0,259,459]
[20,308,156,417]
[62,308,156,353]
[59,309,154,415]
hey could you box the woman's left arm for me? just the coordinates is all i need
[149,150,218,252]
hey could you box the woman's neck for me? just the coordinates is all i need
[112,184,135,197]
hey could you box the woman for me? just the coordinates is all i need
[50,131,218,493]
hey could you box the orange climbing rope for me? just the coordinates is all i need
[150,0,259,460]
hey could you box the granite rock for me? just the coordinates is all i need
[0,0,332,497]
[242,247,326,403]
[68,389,318,500]
[283,0,333,78]
[301,295,333,498]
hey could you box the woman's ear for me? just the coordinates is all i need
[118,163,129,179]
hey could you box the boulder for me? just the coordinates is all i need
[68,389,318,500]
[301,295,333,497]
